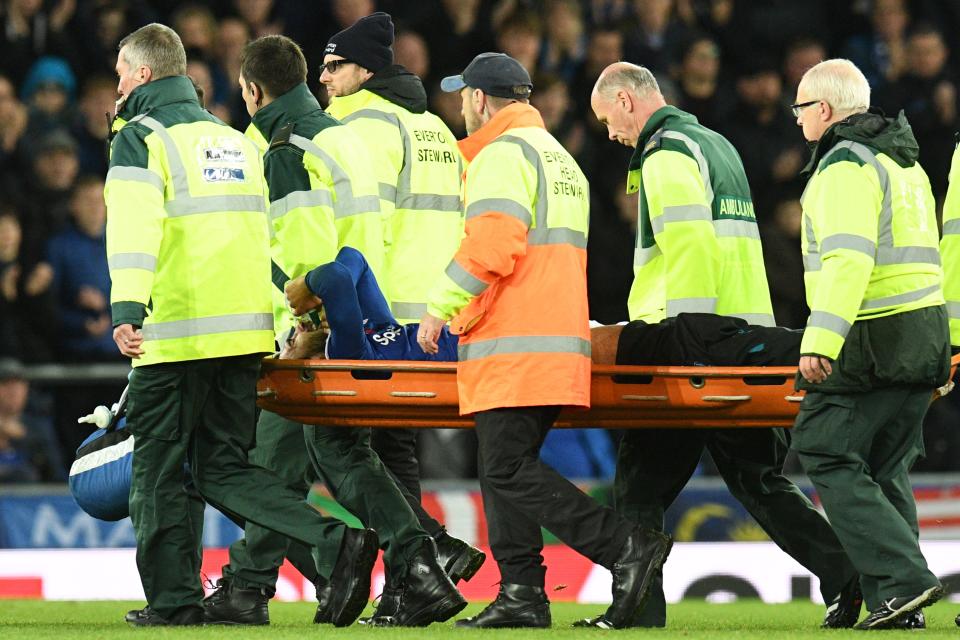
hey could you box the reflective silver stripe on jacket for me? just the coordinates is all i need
[391,302,427,320]
[341,108,462,213]
[807,310,852,337]
[106,166,164,193]
[458,335,591,361]
[288,133,381,218]
[141,313,273,341]
[651,204,712,235]
[445,260,489,296]
[108,252,157,272]
[660,130,715,205]
[859,283,941,311]
[466,197,531,226]
[947,301,960,320]
[269,190,334,221]
[634,245,662,267]
[666,297,718,316]
[944,219,960,236]
[713,219,760,240]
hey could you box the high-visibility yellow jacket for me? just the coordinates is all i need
[427,104,591,414]
[247,83,384,341]
[105,76,274,367]
[327,71,463,323]
[941,142,960,347]
[800,111,944,359]
[627,106,774,326]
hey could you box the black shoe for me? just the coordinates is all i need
[455,584,550,629]
[854,585,943,630]
[895,610,925,630]
[322,527,380,627]
[956,611,959,627]
[358,586,402,626]
[578,527,672,629]
[822,575,863,628]
[126,606,202,626]
[202,577,270,625]
[435,531,486,584]
[380,537,467,627]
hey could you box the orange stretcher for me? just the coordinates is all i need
[258,356,960,429]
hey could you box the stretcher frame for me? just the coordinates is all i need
[258,356,959,429]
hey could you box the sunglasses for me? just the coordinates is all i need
[790,99,822,118]
[322,59,354,75]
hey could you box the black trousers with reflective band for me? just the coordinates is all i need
[475,406,633,587]
[127,355,346,619]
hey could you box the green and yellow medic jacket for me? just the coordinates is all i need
[105,76,274,366]
[800,111,944,359]
[246,83,383,340]
[627,106,774,325]
[940,141,960,347]
[327,66,463,323]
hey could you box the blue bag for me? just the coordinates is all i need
[69,390,132,522]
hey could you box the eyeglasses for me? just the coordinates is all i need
[322,59,354,75]
[790,99,822,118]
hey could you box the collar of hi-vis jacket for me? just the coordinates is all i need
[457,102,546,162]
[628,104,697,171]
[250,82,323,143]
[117,75,199,121]
[326,88,384,119]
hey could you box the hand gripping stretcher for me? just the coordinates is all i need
[257,355,960,429]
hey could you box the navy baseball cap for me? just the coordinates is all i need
[441,52,532,99]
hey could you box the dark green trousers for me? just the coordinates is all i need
[615,427,856,627]
[793,387,939,609]
[224,410,335,591]
[226,411,428,591]
[127,355,346,620]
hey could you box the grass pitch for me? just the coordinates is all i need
[2,599,959,639]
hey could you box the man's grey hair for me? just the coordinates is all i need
[799,59,870,118]
[118,23,187,80]
[594,63,661,101]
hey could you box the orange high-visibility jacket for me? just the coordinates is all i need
[426,104,591,414]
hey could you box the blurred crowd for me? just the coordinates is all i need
[2,0,960,483]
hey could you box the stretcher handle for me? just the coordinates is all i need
[263,359,799,378]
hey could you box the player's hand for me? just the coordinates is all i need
[799,355,832,383]
[285,276,322,316]
[113,323,144,359]
[417,313,445,355]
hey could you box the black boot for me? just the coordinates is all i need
[435,530,486,584]
[455,584,550,629]
[895,610,925,629]
[358,586,402,625]
[202,577,270,625]
[572,527,672,629]
[127,605,202,626]
[377,537,467,626]
[822,575,863,628]
[319,527,379,627]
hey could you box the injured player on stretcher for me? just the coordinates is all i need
[283,247,803,366]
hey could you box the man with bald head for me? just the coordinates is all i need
[584,62,860,629]
[790,58,949,629]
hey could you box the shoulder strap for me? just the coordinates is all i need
[269,122,295,150]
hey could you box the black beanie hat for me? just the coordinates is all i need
[325,12,394,73]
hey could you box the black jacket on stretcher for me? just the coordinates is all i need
[616,313,802,367]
